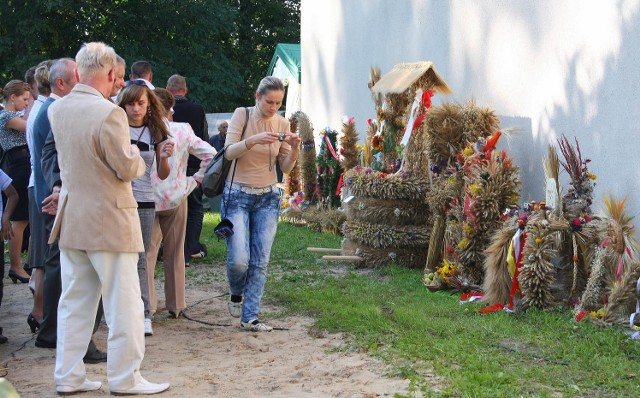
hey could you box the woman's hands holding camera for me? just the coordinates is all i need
[282,132,301,147]
[247,131,299,149]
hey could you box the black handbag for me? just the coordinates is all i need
[201,149,231,197]
[202,107,249,197]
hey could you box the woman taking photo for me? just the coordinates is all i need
[0,80,32,285]
[117,80,173,335]
[222,76,300,332]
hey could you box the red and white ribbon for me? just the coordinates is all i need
[324,134,340,161]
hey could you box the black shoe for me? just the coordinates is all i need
[84,349,107,364]
[35,339,56,348]
[27,313,40,333]
[22,263,32,276]
[0,327,7,344]
[8,270,30,284]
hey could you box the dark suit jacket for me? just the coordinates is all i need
[41,128,60,193]
[32,97,56,207]
[173,96,208,174]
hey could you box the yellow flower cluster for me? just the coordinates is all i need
[463,147,475,158]
[468,183,481,196]
[436,259,457,278]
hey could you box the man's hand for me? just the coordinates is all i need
[42,187,60,215]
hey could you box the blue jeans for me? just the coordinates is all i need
[221,185,281,323]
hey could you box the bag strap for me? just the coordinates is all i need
[223,107,250,213]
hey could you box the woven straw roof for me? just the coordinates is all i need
[371,61,453,95]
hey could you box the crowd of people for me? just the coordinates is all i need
[0,41,300,395]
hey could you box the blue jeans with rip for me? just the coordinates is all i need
[220,185,280,323]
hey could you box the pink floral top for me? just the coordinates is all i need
[151,121,216,211]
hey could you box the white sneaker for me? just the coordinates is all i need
[144,318,153,336]
[56,379,102,394]
[241,320,273,332]
[110,377,170,395]
[228,301,242,318]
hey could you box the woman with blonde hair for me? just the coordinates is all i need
[0,80,32,285]
[117,80,173,335]
[222,76,300,331]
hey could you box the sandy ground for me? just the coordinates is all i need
[0,261,411,397]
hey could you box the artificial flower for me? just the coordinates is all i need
[372,135,383,150]
[463,147,475,157]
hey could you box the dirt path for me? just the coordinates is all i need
[0,262,410,397]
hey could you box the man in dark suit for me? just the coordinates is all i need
[166,74,209,264]
[34,58,106,364]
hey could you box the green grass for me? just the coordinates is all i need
[200,214,640,397]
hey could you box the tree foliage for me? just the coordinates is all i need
[0,0,300,112]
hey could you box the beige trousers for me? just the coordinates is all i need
[146,200,188,313]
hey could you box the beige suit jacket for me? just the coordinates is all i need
[47,84,145,253]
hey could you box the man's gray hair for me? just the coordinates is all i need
[166,74,187,93]
[75,42,117,78]
[49,58,76,85]
[116,54,126,66]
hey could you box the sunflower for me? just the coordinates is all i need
[372,134,384,151]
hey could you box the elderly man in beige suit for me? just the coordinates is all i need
[47,42,170,395]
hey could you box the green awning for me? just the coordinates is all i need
[268,43,301,84]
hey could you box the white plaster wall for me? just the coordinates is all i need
[301,0,640,216]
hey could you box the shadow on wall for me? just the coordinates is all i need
[498,115,545,204]
[547,15,640,216]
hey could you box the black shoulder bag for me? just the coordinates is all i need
[202,107,249,197]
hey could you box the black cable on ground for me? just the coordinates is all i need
[180,293,289,331]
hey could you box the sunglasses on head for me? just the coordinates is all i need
[126,79,148,88]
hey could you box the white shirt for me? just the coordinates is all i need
[26,95,49,188]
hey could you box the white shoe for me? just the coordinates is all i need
[110,378,170,395]
[241,319,273,332]
[56,379,102,394]
[228,301,242,318]
[144,318,153,336]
